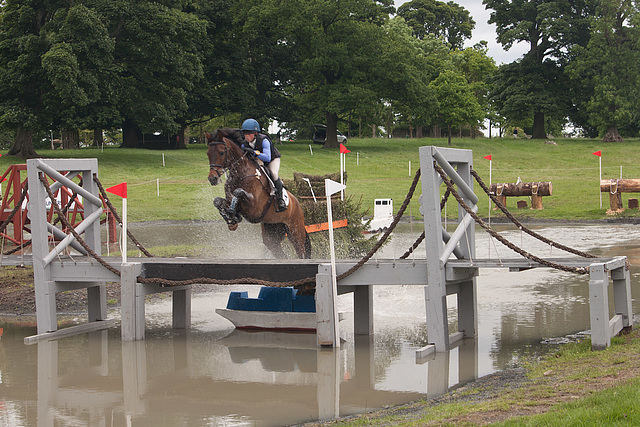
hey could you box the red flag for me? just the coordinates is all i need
[592,150,602,157]
[339,143,351,154]
[483,154,492,160]
[106,182,127,198]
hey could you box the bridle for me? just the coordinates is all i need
[207,139,229,179]
[207,136,257,182]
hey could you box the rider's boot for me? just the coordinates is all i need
[274,178,287,212]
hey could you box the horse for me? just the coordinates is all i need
[205,128,312,259]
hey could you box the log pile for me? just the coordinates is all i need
[600,179,640,213]
[489,181,552,210]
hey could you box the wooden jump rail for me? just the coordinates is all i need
[600,179,640,212]
[489,181,552,209]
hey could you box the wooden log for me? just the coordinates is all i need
[489,182,552,197]
[629,198,639,209]
[492,194,507,210]
[531,195,544,210]
[516,200,528,209]
[600,179,640,193]
[609,192,623,212]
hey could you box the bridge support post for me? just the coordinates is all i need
[353,285,373,335]
[589,257,632,350]
[419,146,478,353]
[121,262,191,341]
[316,265,339,346]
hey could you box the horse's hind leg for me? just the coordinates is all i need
[261,223,287,259]
[288,228,311,259]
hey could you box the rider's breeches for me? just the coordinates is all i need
[268,158,281,181]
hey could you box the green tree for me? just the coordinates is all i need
[568,0,640,141]
[484,0,593,139]
[397,0,475,49]
[0,1,114,157]
[381,17,450,137]
[429,69,483,145]
[103,1,204,147]
[451,42,497,136]
[180,0,251,140]
[270,0,395,148]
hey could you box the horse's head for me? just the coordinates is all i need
[205,128,245,186]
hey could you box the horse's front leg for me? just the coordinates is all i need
[228,188,252,216]
[214,188,252,231]
[214,196,243,231]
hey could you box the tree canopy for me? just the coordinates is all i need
[0,0,637,156]
[484,0,593,138]
[397,0,475,49]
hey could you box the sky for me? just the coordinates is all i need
[395,0,528,64]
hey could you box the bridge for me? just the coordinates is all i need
[8,148,633,353]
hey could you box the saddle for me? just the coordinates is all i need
[255,163,289,207]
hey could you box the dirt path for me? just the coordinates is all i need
[0,266,121,314]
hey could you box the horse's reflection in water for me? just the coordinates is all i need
[206,128,311,259]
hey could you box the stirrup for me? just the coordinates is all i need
[276,198,287,212]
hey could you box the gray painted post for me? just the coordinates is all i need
[121,263,141,341]
[589,263,609,350]
[612,266,633,330]
[458,280,477,338]
[172,289,192,329]
[419,146,477,352]
[316,265,338,346]
[420,147,449,352]
[353,286,373,335]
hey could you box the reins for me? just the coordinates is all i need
[207,136,273,200]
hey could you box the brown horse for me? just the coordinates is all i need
[206,128,311,259]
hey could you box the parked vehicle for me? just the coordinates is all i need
[312,124,347,145]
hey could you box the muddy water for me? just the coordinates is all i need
[1,223,639,426]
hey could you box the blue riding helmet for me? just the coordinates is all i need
[241,118,260,132]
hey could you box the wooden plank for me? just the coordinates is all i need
[305,218,348,233]
[24,319,116,345]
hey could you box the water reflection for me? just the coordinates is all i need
[0,325,477,426]
[0,223,639,425]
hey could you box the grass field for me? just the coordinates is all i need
[2,136,639,223]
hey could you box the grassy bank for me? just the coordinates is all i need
[2,136,640,223]
[309,330,640,426]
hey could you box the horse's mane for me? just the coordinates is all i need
[216,128,244,147]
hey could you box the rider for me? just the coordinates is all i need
[240,118,287,212]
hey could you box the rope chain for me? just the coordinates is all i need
[334,168,422,281]
[469,167,597,259]
[93,175,154,258]
[32,161,609,290]
[434,164,588,274]
[138,168,424,288]
[400,186,450,259]
[40,174,122,277]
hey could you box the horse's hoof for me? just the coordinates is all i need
[228,223,239,231]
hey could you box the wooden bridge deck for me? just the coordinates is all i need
[0,254,623,285]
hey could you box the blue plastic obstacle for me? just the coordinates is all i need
[226,286,315,313]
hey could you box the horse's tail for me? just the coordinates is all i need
[304,231,312,259]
